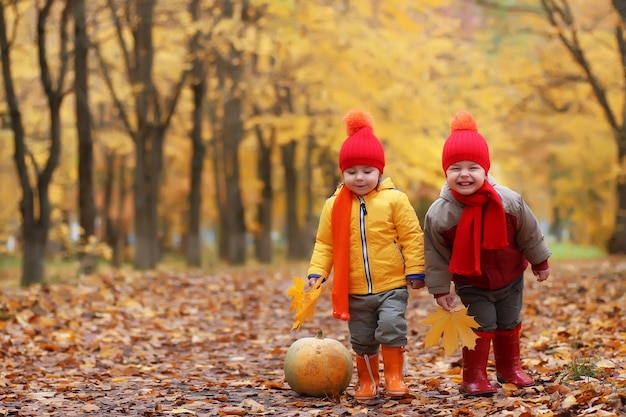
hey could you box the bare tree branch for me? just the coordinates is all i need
[540,0,618,130]
[92,42,136,139]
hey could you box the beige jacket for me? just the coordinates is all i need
[424,179,552,295]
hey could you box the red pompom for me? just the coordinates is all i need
[343,110,374,136]
[450,110,478,132]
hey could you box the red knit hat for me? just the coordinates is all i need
[441,110,490,174]
[339,110,385,173]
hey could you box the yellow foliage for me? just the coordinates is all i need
[421,306,479,356]
[0,0,620,256]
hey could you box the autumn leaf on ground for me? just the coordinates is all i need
[0,260,625,415]
[421,306,479,356]
[287,276,329,330]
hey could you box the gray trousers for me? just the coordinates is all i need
[347,288,408,355]
[455,275,524,332]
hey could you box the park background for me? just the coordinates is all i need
[0,0,619,285]
[0,1,625,416]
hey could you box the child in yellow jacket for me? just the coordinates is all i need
[307,110,426,401]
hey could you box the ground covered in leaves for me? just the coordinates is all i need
[0,259,625,416]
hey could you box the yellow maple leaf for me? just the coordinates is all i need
[287,276,329,330]
[287,276,305,313]
[421,306,479,356]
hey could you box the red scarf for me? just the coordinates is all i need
[330,185,352,321]
[449,182,508,276]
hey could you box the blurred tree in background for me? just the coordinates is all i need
[0,0,621,285]
[0,0,71,286]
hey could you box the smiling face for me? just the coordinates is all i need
[445,160,486,195]
[342,165,381,196]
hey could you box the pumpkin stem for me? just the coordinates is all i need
[316,329,324,339]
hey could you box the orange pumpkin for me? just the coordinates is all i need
[284,330,353,397]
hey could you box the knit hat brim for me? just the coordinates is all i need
[339,111,385,173]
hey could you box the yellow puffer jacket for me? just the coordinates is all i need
[307,177,425,295]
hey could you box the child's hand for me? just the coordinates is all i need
[408,279,425,290]
[436,294,458,311]
[534,269,550,282]
[305,277,319,291]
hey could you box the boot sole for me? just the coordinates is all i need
[354,389,378,401]
[354,395,377,401]
[496,376,534,387]
[461,390,496,397]
[385,389,409,396]
[460,386,497,397]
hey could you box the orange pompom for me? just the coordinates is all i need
[343,110,374,136]
[450,110,478,132]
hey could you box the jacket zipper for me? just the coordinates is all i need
[358,196,373,293]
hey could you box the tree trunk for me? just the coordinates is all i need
[128,3,184,269]
[610,138,626,253]
[72,0,97,274]
[282,140,308,260]
[209,105,228,262]
[253,113,273,263]
[0,1,68,286]
[95,0,187,270]
[103,153,118,268]
[304,133,316,253]
[213,0,248,265]
[185,0,205,268]
[21,225,47,287]
[186,80,205,267]
[222,101,247,264]
[133,127,164,269]
[609,0,626,253]
[610,183,626,252]
[114,156,128,268]
[131,0,158,269]
[549,206,564,243]
[103,152,128,268]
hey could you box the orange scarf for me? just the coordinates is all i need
[449,182,508,276]
[330,185,352,321]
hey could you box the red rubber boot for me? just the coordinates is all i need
[462,331,497,396]
[494,324,534,387]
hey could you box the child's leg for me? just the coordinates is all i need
[455,284,498,396]
[349,294,382,400]
[492,277,533,386]
[375,288,410,397]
